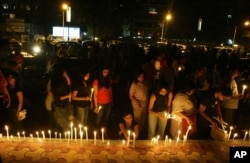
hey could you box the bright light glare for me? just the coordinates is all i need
[33,45,41,54]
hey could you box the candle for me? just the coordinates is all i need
[67,131,70,146]
[107,141,110,148]
[228,126,233,140]
[164,135,168,146]
[132,132,136,148]
[74,128,77,141]
[169,139,172,146]
[17,132,21,141]
[80,131,83,146]
[94,131,97,145]
[243,131,248,141]
[5,125,9,141]
[30,134,33,141]
[185,125,192,137]
[233,133,238,140]
[70,122,73,140]
[127,130,131,147]
[55,132,57,141]
[84,127,88,142]
[242,85,247,95]
[59,133,61,141]
[41,131,45,141]
[101,128,104,143]
[122,139,125,145]
[183,135,187,145]
[48,130,51,141]
[176,137,179,146]
[22,131,25,140]
[98,106,102,113]
[0,134,2,141]
[36,131,39,140]
[79,124,82,134]
[151,137,155,145]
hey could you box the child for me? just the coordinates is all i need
[118,110,139,140]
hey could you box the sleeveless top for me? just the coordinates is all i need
[152,93,168,112]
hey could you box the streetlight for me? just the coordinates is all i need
[161,14,172,42]
[62,3,68,40]
[232,20,250,46]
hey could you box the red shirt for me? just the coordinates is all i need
[93,79,112,104]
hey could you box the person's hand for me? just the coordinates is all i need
[211,121,219,129]
[93,107,99,114]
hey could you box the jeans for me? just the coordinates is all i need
[75,105,89,126]
[96,103,112,128]
[148,111,168,139]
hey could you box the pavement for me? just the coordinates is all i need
[1,137,250,163]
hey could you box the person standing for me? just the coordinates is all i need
[93,65,113,131]
[72,69,92,126]
[148,82,173,139]
[129,68,148,134]
[50,64,73,132]
[5,70,24,133]
[221,67,243,126]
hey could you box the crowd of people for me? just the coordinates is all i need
[1,41,250,141]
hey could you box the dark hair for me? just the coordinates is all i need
[180,81,196,93]
[121,109,133,118]
[156,81,169,92]
[98,65,111,88]
[221,87,233,97]
[133,68,144,83]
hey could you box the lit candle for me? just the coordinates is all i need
[0,134,2,141]
[243,131,248,141]
[30,134,33,141]
[5,125,9,141]
[22,131,25,140]
[176,137,179,146]
[70,122,73,140]
[169,139,172,146]
[101,128,104,143]
[59,133,61,141]
[36,131,39,140]
[84,127,88,142]
[242,85,247,95]
[48,130,51,141]
[183,135,187,145]
[132,132,136,148]
[107,141,110,148]
[67,131,70,146]
[74,128,77,141]
[127,130,131,147]
[80,131,83,145]
[185,125,192,138]
[228,126,233,140]
[17,132,21,141]
[41,131,45,141]
[164,135,168,146]
[98,106,102,113]
[151,137,155,145]
[79,124,82,134]
[122,139,125,146]
[233,133,238,140]
[94,131,97,145]
[55,132,57,141]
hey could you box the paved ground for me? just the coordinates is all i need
[1,138,249,163]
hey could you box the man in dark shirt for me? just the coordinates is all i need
[196,88,232,139]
